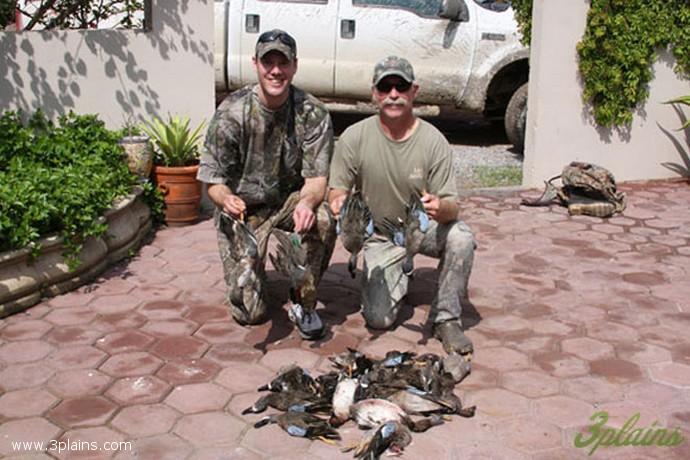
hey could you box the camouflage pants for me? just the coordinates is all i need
[216,192,336,325]
[360,220,475,329]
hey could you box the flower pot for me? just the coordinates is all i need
[153,164,202,226]
[120,135,153,180]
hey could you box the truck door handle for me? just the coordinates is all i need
[246,14,259,33]
[341,19,355,39]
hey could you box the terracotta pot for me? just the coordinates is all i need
[153,164,202,226]
[119,136,153,180]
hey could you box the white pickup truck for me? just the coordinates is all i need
[214,0,529,150]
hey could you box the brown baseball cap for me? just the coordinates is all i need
[255,29,297,62]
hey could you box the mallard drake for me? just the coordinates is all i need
[258,364,318,394]
[337,190,374,278]
[254,411,341,442]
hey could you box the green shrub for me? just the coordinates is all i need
[0,110,162,268]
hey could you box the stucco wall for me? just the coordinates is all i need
[523,0,689,187]
[0,0,213,131]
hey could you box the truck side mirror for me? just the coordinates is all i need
[439,0,470,22]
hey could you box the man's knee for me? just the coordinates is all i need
[362,307,396,330]
[446,222,476,256]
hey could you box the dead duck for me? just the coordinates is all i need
[379,194,430,276]
[349,398,444,433]
[254,411,341,442]
[242,390,331,415]
[219,211,260,319]
[329,348,374,378]
[330,377,361,426]
[337,190,374,278]
[344,421,412,460]
[258,364,318,394]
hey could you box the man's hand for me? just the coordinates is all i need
[293,201,316,233]
[328,188,348,219]
[421,192,441,220]
[222,193,247,219]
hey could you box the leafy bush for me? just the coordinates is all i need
[0,110,162,268]
[0,0,14,29]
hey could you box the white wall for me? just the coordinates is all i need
[523,0,689,187]
[0,0,213,131]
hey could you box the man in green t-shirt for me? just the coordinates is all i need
[198,30,336,340]
[328,56,475,356]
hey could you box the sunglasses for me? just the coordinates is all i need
[375,80,412,93]
[257,30,296,49]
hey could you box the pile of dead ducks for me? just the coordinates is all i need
[242,349,475,459]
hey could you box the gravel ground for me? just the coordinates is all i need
[451,143,523,189]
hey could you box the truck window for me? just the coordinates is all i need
[353,0,444,19]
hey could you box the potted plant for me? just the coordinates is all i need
[141,114,206,226]
[119,114,153,181]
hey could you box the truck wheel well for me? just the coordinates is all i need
[484,59,529,120]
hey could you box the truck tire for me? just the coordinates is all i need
[504,83,528,153]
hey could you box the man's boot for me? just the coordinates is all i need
[433,320,473,356]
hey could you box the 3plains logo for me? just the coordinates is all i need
[574,411,684,456]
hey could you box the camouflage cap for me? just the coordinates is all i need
[255,29,297,62]
[372,56,415,85]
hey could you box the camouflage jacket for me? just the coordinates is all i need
[198,84,333,210]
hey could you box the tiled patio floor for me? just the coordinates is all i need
[0,180,688,459]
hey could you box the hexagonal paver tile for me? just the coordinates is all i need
[586,321,640,343]
[494,417,562,454]
[47,345,107,370]
[501,370,560,398]
[43,307,97,326]
[205,343,263,365]
[138,300,187,320]
[0,362,56,390]
[532,319,577,336]
[0,340,55,364]
[0,388,57,418]
[141,319,199,337]
[99,351,163,377]
[0,319,52,340]
[479,315,532,334]
[88,293,140,314]
[47,369,112,398]
[615,342,672,365]
[156,358,221,385]
[173,412,245,446]
[475,346,529,372]
[184,305,231,324]
[111,404,180,437]
[466,388,530,419]
[590,359,643,383]
[114,433,192,460]
[44,325,103,346]
[164,383,231,413]
[194,322,246,344]
[150,336,209,361]
[357,336,415,362]
[0,418,61,457]
[95,330,156,354]
[105,375,171,405]
[90,312,148,333]
[188,446,263,460]
[533,352,590,378]
[562,337,615,361]
[215,363,277,394]
[561,376,624,404]
[650,362,690,388]
[626,382,682,408]
[47,396,117,428]
[596,401,662,429]
[240,420,311,457]
[258,348,322,373]
[534,395,595,429]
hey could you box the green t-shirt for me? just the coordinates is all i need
[329,115,457,226]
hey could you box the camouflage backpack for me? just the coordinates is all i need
[522,162,626,217]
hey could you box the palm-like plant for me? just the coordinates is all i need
[664,95,690,130]
[141,115,206,167]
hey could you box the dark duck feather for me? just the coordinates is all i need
[378,193,430,276]
[337,190,374,278]
[254,411,341,442]
[269,229,317,311]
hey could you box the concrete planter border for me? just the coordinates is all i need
[0,187,152,317]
